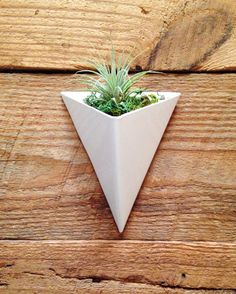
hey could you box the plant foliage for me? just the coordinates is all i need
[78,49,164,116]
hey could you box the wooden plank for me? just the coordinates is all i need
[0,240,236,292]
[0,73,236,240]
[0,0,235,71]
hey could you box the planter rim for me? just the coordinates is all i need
[61,91,181,120]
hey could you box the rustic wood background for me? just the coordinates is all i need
[0,0,236,293]
[0,0,236,71]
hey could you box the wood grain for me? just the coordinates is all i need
[0,240,236,292]
[0,0,235,71]
[0,73,235,241]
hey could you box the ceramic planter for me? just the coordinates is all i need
[61,91,180,232]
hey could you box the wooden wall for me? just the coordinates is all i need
[0,0,236,293]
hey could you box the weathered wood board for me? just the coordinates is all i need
[0,240,236,292]
[0,0,235,71]
[0,73,235,241]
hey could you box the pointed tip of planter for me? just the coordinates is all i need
[115,207,130,233]
[114,216,126,233]
[112,189,139,234]
[62,91,180,232]
[102,190,131,233]
[117,223,125,233]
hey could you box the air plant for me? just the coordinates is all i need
[78,49,164,116]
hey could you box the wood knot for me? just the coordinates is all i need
[135,65,143,72]
[140,6,150,15]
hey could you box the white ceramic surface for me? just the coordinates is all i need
[61,91,180,232]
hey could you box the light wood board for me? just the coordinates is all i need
[0,73,235,241]
[0,0,235,71]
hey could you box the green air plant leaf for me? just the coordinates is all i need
[77,48,164,116]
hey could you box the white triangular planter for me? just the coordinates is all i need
[61,91,180,232]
